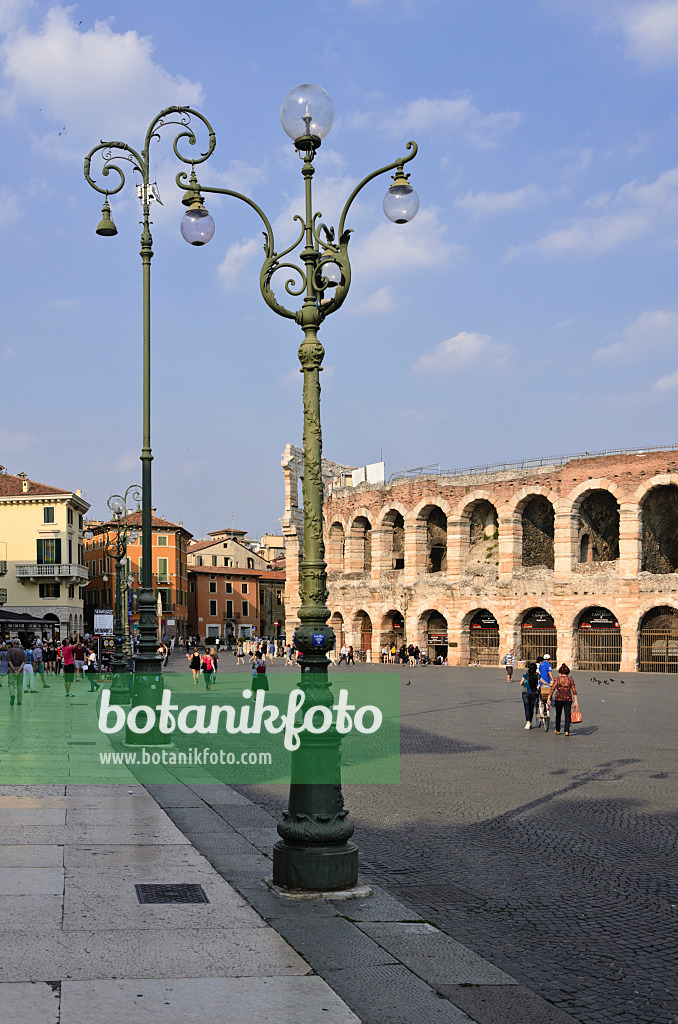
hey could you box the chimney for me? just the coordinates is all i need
[18,472,29,494]
[75,488,82,497]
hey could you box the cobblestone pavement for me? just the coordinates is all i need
[236,663,678,1024]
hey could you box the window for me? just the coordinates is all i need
[209,581,217,593]
[157,535,168,546]
[189,580,195,593]
[157,557,169,583]
[226,600,233,618]
[242,583,248,594]
[225,582,233,594]
[224,557,231,566]
[79,514,83,530]
[68,539,73,563]
[37,538,61,565]
[197,555,203,566]
[98,558,103,576]
[247,557,254,569]
[78,543,83,564]
[242,600,249,617]
[43,507,55,524]
[39,583,60,598]
[276,590,282,606]
[78,587,83,599]
[212,555,217,566]
[105,557,111,574]
[68,585,75,599]
[209,600,217,616]
[260,589,265,604]
[67,507,73,526]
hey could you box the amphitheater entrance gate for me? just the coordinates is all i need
[577,607,621,672]
[469,610,500,665]
[520,608,557,665]
[639,607,678,674]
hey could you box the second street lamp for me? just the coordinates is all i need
[178,84,418,892]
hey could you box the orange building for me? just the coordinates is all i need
[84,512,193,640]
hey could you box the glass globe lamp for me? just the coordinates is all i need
[320,261,342,288]
[281,84,334,146]
[383,182,419,224]
[109,497,125,515]
[84,528,94,540]
[181,205,216,246]
[129,530,140,543]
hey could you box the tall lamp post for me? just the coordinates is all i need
[84,109,216,737]
[86,488,140,703]
[177,85,419,891]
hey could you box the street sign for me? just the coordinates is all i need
[94,609,114,636]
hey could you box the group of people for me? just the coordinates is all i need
[0,636,104,704]
[516,652,579,735]
[380,643,426,666]
[187,646,219,689]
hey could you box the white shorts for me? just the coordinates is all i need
[74,660,85,670]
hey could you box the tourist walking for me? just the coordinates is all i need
[551,664,578,736]
[33,643,49,688]
[209,646,218,683]
[347,645,355,666]
[23,645,36,693]
[338,644,348,665]
[7,641,25,706]
[236,640,245,664]
[62,640,75,696]
[521,661,540,730]
[0,643,8,690]
[201,649,215,690]
[285,644,294,666]
[73,638,86,681]
[249,649,269,700]
[503,648,515,683]
[188,648,201,685]
[538,655,554,689]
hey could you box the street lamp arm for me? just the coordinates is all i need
[143,106,216,170]
[337,140,418,239]
[84,141,145,196]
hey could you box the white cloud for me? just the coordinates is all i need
[653,368,678,390]
[618,1,678,67]
[347,285,396,314]
[0,0,31,34]
[0,187,18,226]
[508,165,678,258]
[455,183,551,216]
[0,6,204,157]
[413,331,511,374]
[348,94,522,148]
[594,308,678,358]
[216,237,262,291]
[351,207,463,277]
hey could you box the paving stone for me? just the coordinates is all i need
[269,916,400,971]
[161,806,233,833]
[0,868,63,897]
[210,802,277,827]
[0,981,60,1024]
[0,896,63,931]
[321,963,475,1024]
[436,984,579,1024]
[337,884,424,923]
[60,976,360,1024]
[143,784,203,806]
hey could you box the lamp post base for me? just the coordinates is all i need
[272,840,358,892]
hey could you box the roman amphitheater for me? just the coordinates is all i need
[282,444,678,673]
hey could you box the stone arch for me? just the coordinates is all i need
[517,606,557,664]
[351,609,373,658]
[347,511,372,573]
[570,487,620,562]
[575,605,621,672]
[638,605,678,673]
[327,521,345,572]
[379,609,405,651]
[519,495,555,569]
[464,607,500,665]
[378,507,406,571]
[459,495,499,567]
[639,483,678,573]
[418,608,449,662]
[329,610,345,651]
[412,502,448,574]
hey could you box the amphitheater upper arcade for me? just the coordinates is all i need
[311,448,678,673]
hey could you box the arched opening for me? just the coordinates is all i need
[578,491,619,562]
[352,517,372,573]
[421,609,448,662]
[639,606,678,673]
[469,609,500,665]
[328,523,345,572]
[520,608,557,665]
[353,610,372,660]
[380,609,405,649]
[463,499,499,567]
[425,507,447,574]
[329,611,344,651]
[641,486,678,573]
[521,496,554,569]
[43,612,59,640]
[580,534,590,563]
[383,510,405,570]
[577,607,621,671]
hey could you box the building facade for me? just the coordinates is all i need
[188,528,270,572]
[283,445,678,673]
[188,566,261,642]
[84,512,192,640]
[0,469,89,638]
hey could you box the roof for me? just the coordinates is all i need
[188,536,254,553]
[188,566,266,578]
[92,512,192,535]
[0,473,72,498]
[207,527,247,537]
[259,570,286,582]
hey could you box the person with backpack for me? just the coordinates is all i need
[521,661,540,730]
[249,649,269,701]
[23,645,37,693]
[551,664,578,736]
[502,648,515,683]
[201,650,215,690]
[7,641,25,706]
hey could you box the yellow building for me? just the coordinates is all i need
[0,469,90,639]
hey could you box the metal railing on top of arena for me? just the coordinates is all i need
[387,444,678,485]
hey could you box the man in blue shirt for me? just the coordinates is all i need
[538,655,553,687]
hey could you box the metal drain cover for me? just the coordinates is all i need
[135,883,209,905]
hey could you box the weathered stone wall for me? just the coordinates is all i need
[299,448,678,672]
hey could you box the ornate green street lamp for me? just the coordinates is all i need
[85,486,140,704]
[178,85,418,891]
[84,110,216,740]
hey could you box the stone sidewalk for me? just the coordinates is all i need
[0,778,579,1024]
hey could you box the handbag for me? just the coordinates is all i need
[571,699,582,724]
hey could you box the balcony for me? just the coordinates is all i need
[0,588,6,605]
[16,564,89,584]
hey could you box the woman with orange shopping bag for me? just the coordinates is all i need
[551,664,578,736]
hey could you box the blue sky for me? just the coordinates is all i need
[2,0,678,538]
